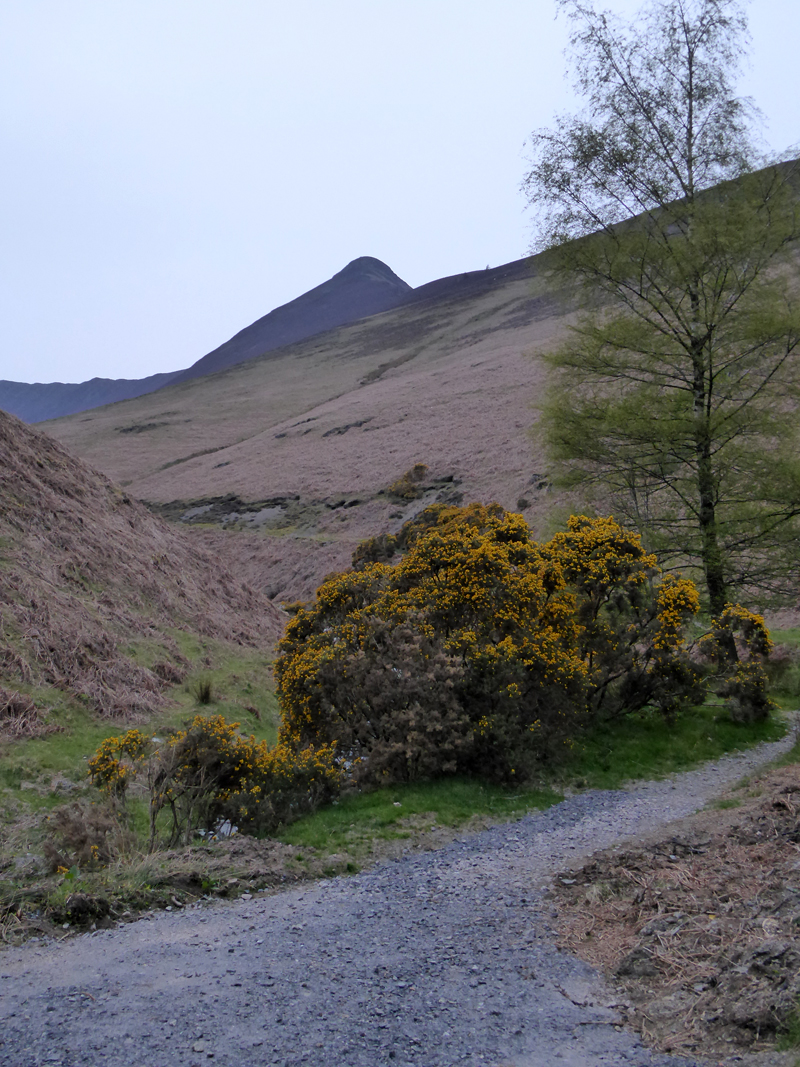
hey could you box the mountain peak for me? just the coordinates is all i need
[335,257,409,285]
[169,257,414,385]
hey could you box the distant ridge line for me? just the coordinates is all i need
[0,254,536,424]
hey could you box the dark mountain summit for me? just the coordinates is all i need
[169,256,413,385]
[0,257,413,423]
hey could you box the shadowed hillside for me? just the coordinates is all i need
[0,410,284,723]
[0,371,181,424]
[170,256,414,385]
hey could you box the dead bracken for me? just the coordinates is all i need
[552,762,800,1059]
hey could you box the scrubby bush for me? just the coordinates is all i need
[387,463,429,501]
[43,801,134,873]
[699,604,775,722]
[88,728,149,803]
[89,716,340,848]
[275,505,709,783]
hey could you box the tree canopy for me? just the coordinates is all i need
[523,0,800,613]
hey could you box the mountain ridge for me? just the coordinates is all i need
[0,255,540,424]
[0,256,415,423]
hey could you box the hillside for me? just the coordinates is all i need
[0,371,181,424]
[169,255,414,385]
[0,409,284,725]
[0,256,413,423]
[41,253,570,602]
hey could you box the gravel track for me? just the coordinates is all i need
[1,733,796,1067]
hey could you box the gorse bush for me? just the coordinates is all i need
[88,716,340,847]
[386,463,429,501]
[699,604,775,723]
[88,728,149,802]
[88,507,776,848]
[275,505,727,784]
[43,800,135,873]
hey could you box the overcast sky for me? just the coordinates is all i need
[2,1,798,385]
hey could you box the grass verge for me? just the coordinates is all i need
[560,703,788,792]
[277,777,561,870]
[0,677,795,943]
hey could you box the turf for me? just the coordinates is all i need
[561,703,788,792]
[278,777,561,857]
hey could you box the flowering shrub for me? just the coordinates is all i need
[88,728,149,802]
[89,715,340,848]
[542,518,704,722]
[699,605,775,722]
[387,462,429,501]
[275,506,709,783]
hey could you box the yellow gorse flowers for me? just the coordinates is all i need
[275,506,710,783]
[89,714,341,845]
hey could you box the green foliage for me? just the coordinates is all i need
[192,677,214,705]
[564,703,785,791]
[88,714,341,848]
[777,1001,800,1051]
[524,0,800,613]
[278,777,560,857]
[764,632,800,709]
[275,505,708,784]
[699,605,775,722]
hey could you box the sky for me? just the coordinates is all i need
[1,1,799,385]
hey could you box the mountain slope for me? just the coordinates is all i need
[0,409,284,720]
[170,256,414,385]
[0,257,413,423]
[41,253,571,602]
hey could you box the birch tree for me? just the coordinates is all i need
[524,0,800,613]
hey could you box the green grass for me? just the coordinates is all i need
[2,622,797,928]
[278,777,561,863]
[707,797,743,810]
[763,628,800,711]
[773,734,800,769]
[0,639,281,856]
[560,704,787,791]
[778,1000,800,1052]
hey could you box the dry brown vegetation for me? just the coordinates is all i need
[40,262,571,602]
[552,760,800,1061]
[0,686,59,739]
[0,410,284,719]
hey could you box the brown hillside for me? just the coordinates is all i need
[0,411,284,721]
[42,261,571,602]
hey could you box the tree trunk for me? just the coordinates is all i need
[692,340,737,662]
[696,445,727,615]
[691,331,728,571]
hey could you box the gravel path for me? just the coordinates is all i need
[1,733,796,1067]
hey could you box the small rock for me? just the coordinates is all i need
[616,947,659,977]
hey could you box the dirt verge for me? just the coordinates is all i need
[552,761,800,1062]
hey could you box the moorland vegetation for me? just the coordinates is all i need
[2,6,799,1006]
[77,504,780,860]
